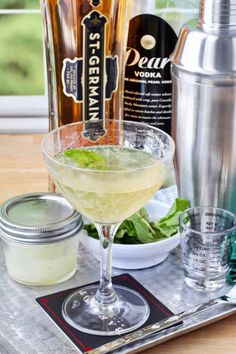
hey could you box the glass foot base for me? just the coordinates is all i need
[62,284,150,336]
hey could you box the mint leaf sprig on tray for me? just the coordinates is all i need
[83,198,190,245]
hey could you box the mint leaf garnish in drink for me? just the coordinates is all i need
[64,148,108,170]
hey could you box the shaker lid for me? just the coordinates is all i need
[170,24,236,76]
[0,192,83,243]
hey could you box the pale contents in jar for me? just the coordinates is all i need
[3,236,79,286]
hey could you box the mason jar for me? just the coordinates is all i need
[0,192,83,286]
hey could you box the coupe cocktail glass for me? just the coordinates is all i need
[42,120,174,336]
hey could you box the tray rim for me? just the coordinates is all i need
[124,305,236,354]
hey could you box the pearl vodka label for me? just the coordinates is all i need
[124,14,177,135]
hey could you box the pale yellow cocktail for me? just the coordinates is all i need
[54,146,166,223]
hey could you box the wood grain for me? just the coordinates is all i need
[0,134,48,202]
[0,134,235,354]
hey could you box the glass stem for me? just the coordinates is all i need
[94,223,120,305]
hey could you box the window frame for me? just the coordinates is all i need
[0,7,48,133]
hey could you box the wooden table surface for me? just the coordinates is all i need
[0,134,235,354]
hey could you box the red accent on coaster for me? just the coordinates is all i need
[36,274,175,352]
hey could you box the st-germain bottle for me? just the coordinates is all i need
[40,0,127,131]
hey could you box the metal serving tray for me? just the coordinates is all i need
[0,186,235,354]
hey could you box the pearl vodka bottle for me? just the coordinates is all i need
[171,0,236,212]
[123,0,199,135]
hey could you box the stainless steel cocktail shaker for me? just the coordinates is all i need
[171,0,236,212]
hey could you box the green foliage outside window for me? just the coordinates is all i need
[0,0,39,10]
[155,0,198,8]
[0,1,43,95]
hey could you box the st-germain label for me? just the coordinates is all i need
[61,10,118,139]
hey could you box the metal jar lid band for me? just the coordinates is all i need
[0,192,83,244]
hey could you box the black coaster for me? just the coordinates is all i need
[36,274,176,352]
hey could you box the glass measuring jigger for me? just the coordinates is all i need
[179,207,236,292]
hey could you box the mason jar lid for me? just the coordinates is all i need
[0,192,83,244]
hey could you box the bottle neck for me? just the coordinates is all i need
[198,0,236,32]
